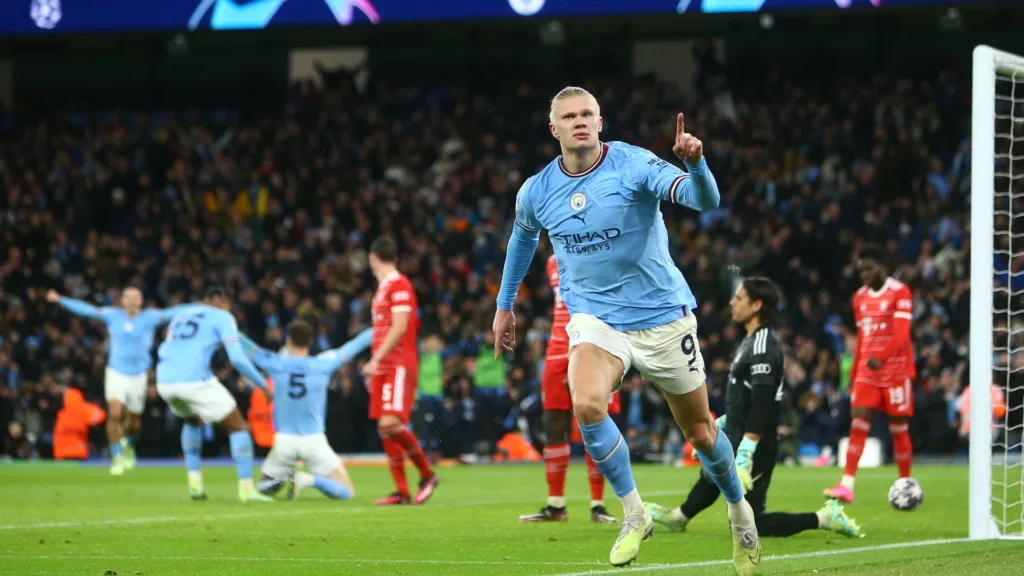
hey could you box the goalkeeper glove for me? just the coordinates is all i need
[735,437,758,494]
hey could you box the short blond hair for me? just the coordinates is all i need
[549,86,597,123]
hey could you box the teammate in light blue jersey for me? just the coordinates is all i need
[155,286,274,503]
[493,87,761,574]
[238,320,373,501]
[46,287,186,476]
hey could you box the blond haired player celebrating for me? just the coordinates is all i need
[824,244,917,503]
[494,87,761,573]
[518,255,620,524]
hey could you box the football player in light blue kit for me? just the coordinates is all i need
[155,286,274,503]
[493,87,761,574]
[238,320,373,501]
[46,287,186,476]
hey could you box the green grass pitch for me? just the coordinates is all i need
[0,462,1021,575]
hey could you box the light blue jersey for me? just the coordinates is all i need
[156,304,268,389]
[497,141,720,332]
[240,330,373,435]
[57,297,185,376]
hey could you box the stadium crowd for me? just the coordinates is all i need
[0,47,1012,464]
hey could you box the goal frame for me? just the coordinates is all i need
[970,44,1024,541]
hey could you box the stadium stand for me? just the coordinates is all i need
[0,44,989,465]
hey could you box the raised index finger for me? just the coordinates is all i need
[677,113,685,138]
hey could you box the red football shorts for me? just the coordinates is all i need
[850,378,913,417]
[541,356,621,415]
[369,362,418,423]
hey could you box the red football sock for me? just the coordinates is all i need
[392,428,434,479]
[585,451,605,504]
[844,417,871,478]
[381,436,409,496]
[890,422,912,478]
[544,443,571,502]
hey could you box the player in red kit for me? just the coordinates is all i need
[519,255,620,524]
[824,244,916,504]
[362,237,439,505]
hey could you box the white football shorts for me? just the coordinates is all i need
[156,378,237,424]
[105,367,148,415]
[566,312,706,396]
[261,433,342,479]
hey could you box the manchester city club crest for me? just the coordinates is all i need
[570,192,586,211]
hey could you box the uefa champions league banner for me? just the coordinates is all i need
[6,0,1007,35]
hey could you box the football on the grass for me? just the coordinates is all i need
[888,477,923,511]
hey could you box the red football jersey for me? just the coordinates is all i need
[371,271,419,368]
[546,255,570,359]
[851,278,916,387]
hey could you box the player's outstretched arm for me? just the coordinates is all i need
[338,328,374,363]
[237,332,279,372]
[318,328,374,372]
[216,313,270,392]
[224,338,271,393]
[48,290,103,319]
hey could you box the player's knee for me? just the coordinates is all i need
[851,407,872,420]
[219,408,250,433]
[685,420,716,453]
[544,410,572,443]
[377,417,402,437]
[572,396,609,426]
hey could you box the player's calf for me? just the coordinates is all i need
[107,400,126,476]
[291,469,353,501]
[218,409,271,502]
[180,421,206,499]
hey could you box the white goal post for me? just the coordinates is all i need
[970,45,1024,541]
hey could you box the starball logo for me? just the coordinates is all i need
[188,0,380,31]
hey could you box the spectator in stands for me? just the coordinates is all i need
[0,49,979,461]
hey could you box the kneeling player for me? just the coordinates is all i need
[647,278,863,539]
[824,245,916,503]
[240,320,372,500]
[520,255,620,524]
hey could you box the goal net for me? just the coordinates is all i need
[971,45,1024,541]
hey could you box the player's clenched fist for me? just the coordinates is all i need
[672,113,703,164]
[492,309,516,358]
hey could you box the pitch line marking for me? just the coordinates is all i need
[0,490,685,531]
[544,537,977,576]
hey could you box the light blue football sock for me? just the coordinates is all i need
[695,428,744,504]
[110,441,123,458]
[579,417,636,498]
[313,476,352,500]
[228,431,254,481]
[180,424,203,472]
